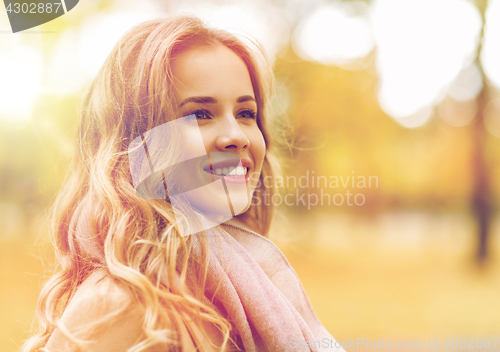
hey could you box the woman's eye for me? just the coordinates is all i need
[237,109,256,119]
[192,109,211,120]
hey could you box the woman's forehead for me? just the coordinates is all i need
[170,44,255,102]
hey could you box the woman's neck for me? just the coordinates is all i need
[224,214,261,235]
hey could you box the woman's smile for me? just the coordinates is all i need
[199,153,252,184]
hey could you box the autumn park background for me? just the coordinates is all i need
[1,0,500,351]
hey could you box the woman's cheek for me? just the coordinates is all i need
[183,126,209,159]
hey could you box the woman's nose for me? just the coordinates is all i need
[215,117,250,151]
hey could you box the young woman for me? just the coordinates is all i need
[21,15,344,352]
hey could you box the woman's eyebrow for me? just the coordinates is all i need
[237,95,256,103]
[179,96,216,107]
[178,95,256,107]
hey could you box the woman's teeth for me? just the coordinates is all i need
[213,166,247,176]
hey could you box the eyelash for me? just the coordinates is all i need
[190,109,212,120]
[238,109,256,119]
[189,109,257,120]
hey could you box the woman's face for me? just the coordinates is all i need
[170,43,265,223]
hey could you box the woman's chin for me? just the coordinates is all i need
[190,195,250,219]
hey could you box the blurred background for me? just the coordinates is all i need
[1,0,500,351]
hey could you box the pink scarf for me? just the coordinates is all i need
[189,222,345,352]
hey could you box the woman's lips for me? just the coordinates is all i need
[202,166,249,184]
[200,153,252,184]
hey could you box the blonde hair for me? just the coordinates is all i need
[21,15,279,351]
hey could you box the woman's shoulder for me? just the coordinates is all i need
[44,269,149,352]
[44,269,225,352]
[61,268,137,320]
